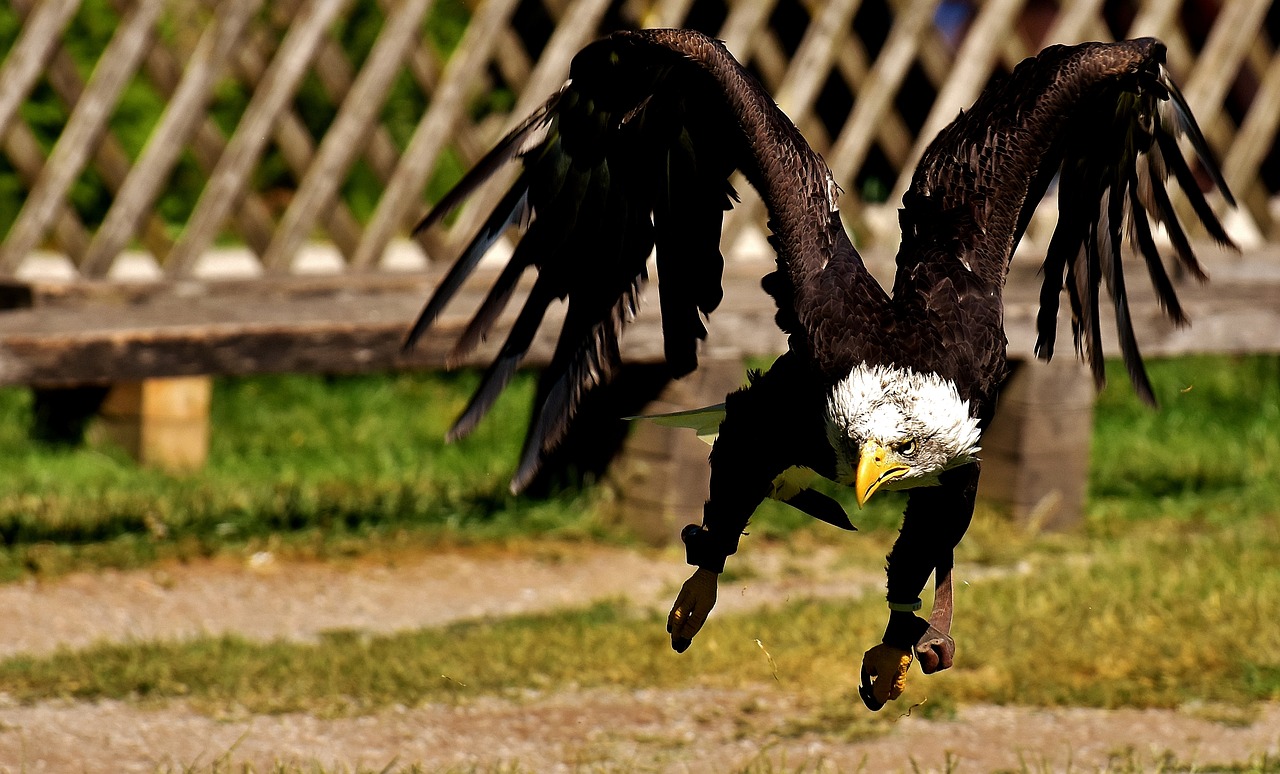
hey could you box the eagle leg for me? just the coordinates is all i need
[914,566,956,674]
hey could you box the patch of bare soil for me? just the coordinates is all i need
[1,543,1278,772]
[6,690,1280,773]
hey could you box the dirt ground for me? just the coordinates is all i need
[1,542,1278,773]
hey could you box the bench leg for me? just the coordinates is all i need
[978,358,1096,530]
[608,358,748,545]
[96,376,212,472]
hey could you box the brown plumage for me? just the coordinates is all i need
[405,30,1234,709]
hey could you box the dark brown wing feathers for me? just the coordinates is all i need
[408,32,1234,488]
[894,38,1233,406]
[406,29,861,491]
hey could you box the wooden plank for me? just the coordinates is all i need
[889,0,1027,207]
[0,0,166,274]
[402,0,611,264]
[81,0,263,277]
[0,0,80,144]
[827,0,936,197]
[0,243,1269,387]
[349,0,521,269]
[166,0,353,275]
[262,0,433,273]
[2,123,92,261]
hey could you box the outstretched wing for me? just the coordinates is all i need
[895,38,1234,404]
[1034,41,1235,402]
[406,29,883,492]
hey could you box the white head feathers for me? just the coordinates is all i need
[825,363,982,488]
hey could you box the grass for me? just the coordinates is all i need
[1089,354,1280,525]
[2,510,1278,716]
[0,354,1272,579]
[0,355,1275,720]
[0,371,614,579]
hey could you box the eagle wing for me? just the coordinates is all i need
[406,29,884,492]
[892,38,1234,404]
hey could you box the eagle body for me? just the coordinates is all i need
[406,30,1234,709]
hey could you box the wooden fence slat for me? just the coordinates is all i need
[0,0,80,146]
[81,0,263,278]
[348,0,522,269]
[312,37,403,185]
[2,124,92,260]
[832,35,915,180]
[1,1,1275,282]
[722,0,862,246]
[775,0,862,117]
[1224,52,1280,234]
[1181,0,1270,134]
[1125,0,1181,44]
[716,0,781,63]
[227,15,367,260]
[638,0,696,28]
[262,0,433,273]
[827,0,936,203]
[115,0,279,259]
[0,0,165,274]
[889,0,1028,207]
[166,0,353,276]
[1040,0,1107,45]
[5,0,177,266]
[1177,0,1270,227]
[433,0,614,259]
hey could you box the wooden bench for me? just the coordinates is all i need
[2,243,1273,538]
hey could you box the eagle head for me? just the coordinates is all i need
[825,363,982,506]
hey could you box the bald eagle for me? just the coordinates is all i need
[405,30,1234,710]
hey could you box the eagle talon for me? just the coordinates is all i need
[914,625,955,674]
[859,643,913,711]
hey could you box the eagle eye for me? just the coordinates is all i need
[895,439,917,457]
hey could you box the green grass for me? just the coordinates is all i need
[3,510,1278,716]
[1089,355,1280,525]
[0,371,610,579]
[0,354,1275,579]
[0,355,1275,718]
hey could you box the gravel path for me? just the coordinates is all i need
[1,543,1277,772]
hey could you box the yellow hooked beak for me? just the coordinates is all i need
[855,440,910,507]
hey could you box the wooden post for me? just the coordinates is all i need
[95,376,213,472]
[608,358,748,545]
[977,357,1096,530]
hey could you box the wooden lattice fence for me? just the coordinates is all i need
[0,0,1277,531]
[1,0,1278,280]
